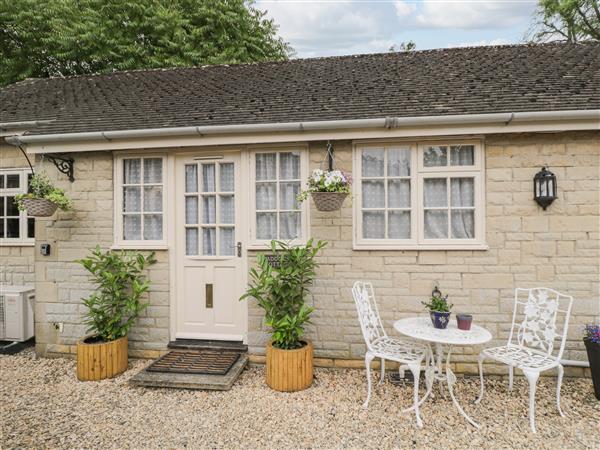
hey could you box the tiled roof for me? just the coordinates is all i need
[1,42,599,136]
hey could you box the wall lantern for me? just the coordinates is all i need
[533,167,557,210]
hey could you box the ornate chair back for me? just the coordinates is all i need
[352,281,387,352]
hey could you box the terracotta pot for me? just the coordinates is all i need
[266,341,313,392]
[76,335,128,381]
[584,338,600,400]
[456,314,473,331]
[20,198,58,217]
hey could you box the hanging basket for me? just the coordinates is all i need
[20,198,59,217]
[311,192,348,212]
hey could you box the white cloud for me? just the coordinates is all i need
[394,1,417,17]
[449,38,513,47]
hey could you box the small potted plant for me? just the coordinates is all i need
[422,286,453,329]
[241,239,326,391]
[297,169,351,211]
[15,172,72,217]
[76,246,156,381]
[584,323,600,400]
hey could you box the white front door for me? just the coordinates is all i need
[175,152,247,341]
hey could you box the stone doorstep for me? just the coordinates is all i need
[129,353,248,391]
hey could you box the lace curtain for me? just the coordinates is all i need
[423,177,474,239]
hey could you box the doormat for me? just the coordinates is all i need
[146,350,240,375]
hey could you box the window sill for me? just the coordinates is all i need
[353,242,489,251]
[111,244,169,251]
[247,239,309,251]
[0,241,35,247]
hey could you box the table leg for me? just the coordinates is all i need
[445,346,481,429]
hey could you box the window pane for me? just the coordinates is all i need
[220,195,235,224]
[257,212,276,239]
[186,228,198,255]
[6,218,19,238]
[143,158,162,183]
[0,196,4,214]
[279,182,300,210]
[256,183,276,210]
[362,180,384,208]
[185,197,198,224]
[280,152,300,180]
[220,163,234,192]
[123,187,141,212]
[143,186,163,212]
[256,153,276,180]
[280,212,300,239]
[450,178,474,207]
[363,211,385,239]
[387,148,411,177]
[144,214,163,240]
[202,164,216,192]
[424,210,448,239]
[220,227,235,256]
[6,174,20,189]
[6,196,19,216]
[424,179,447,207]
[123,215,141,240]
[28,218,35,238]
[0,175,4,189]
[388,180,410,208]
[388,211,410,239]
[123,159,141,184]
[0,219,4,237]
[202,228,216,256]
[361,149,384,177]
[202,196,216,224]
[185,165,198,193]
[450,145,474,166]
[451,210,475,239]
[423,146,448,167]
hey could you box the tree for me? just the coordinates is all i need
[0,0,291,86]
[389,41,416,52]
[528,0,600,42]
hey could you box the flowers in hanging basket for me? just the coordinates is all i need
[297,169,352,203]
[584,324,600,344]
[15,172,73,216]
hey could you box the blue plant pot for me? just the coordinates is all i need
[430,311,451,329]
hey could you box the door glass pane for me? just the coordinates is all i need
[123,187,141,212]
[123,215,141,240]
[279,152,300,180]
[6,196,19,216]
[424,210,448,239]
[280,212,300,239]
[6,218,19,238]
[388,211,410,239]
[424,179,447,207]
[279,182,300,210]
[450,145,474,166]
[451,210,475,239]
[256,153,276,180]
[450,178,474,207]
[388,180,410,208]
[220,227,235,256]
[144,214,162,240]
[362,180,384,208]
[143,158,163,183]
[361,149,384,177]
[28,218,35,238]
[256,183,276,210]
[220,195,234,224]
[123,159,141,184]
[186,228,198,255]
[423,146,448,167]
[185,165,198,192]
[220,163,234,192]
[185,197,198,224]
[387,148,411,177]
[202,164,216,192]
[256,212,276,239]
[143,186,162,212]
[202,196,216,224]
[202,228,216,256]
[363,211,385,239]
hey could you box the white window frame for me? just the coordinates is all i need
[0,168,34,246]
[248,146,310,248]
[353,139,486,250]
[113,154,167,249]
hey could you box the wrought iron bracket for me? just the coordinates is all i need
[45,154,74,182]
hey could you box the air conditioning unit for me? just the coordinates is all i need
[0,285,35,342]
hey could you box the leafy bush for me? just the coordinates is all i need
[422,286,453,312]
[77,246,156,342]
[241,239,326,350]
[15,172,72,211]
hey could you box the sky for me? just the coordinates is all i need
[256,0,540,57]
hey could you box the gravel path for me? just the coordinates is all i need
[1,350,599,449]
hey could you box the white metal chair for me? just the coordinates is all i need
[352,281,429,427]
[476,287,573,433]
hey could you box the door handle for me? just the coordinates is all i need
[236,242,242,257]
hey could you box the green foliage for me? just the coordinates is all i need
[389,41,416,52]
[77,246,157,342]
[240,239,326,350]
[15,172,72,211]
[529,0,600,42]
[422,286,453,313]
[0,0,292,86]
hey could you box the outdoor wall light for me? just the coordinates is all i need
[533,166,557,210]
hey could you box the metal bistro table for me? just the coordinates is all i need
[394,316,492,428]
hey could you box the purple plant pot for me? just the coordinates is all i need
[430,311,451,329]
[456,314,473,331]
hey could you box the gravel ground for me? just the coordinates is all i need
[1,350,599,449]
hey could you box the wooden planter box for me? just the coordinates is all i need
[76,335,128,381]
[266,341,313,392]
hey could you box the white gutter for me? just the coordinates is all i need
[9,109,599,145]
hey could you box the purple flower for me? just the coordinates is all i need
[584,324,600,344]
